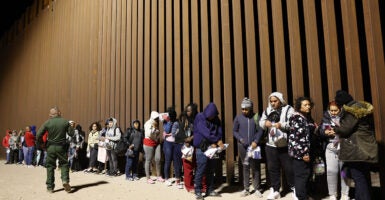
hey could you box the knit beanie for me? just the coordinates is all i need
[241,97,253,109]
[335,90,353,107]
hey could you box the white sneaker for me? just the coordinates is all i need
[340,194,350,200]
[267,188,280,200]
[292,188,298,200]
[254,189,263,198]
[177,183,183,189]
[328,195,337,200]
[165,180,172,186]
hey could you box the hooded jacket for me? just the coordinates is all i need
[193,103,222,147]
[259,92,294,147]
[143,111,161,147]
[335,101,378,163]
[105,118,121,150]
[125,120,144,151]
[2,130,10,148]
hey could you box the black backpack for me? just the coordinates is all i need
[113,127,128,156]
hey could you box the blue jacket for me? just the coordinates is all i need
[233,113,263,146]
[193,103,222,147]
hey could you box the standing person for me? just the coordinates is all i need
[334,90,378,200]
[319,101,350,200]
[174,103,199,192]
[23,126,36,168]
[124,119,144,181]
[67,121,84,172]
[17,130,24,164]
[193,102,224,200]
[100,117,121,176]
[233,98,264,197]
[85,122,101,173]
[143,111,163,184]
[2,130,11,164]
[259,92,295,199]
[8,130,19,164]
[163,106,177,186]
[36,107,74,193]
[288,97,317,200]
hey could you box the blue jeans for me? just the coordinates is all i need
[23,146,35,165]
[194,148,217,194]
[125,150,139,178]
[173,143,183,179]
[18,148,23,163]
[163,140,174,179]
[345,162,371,200]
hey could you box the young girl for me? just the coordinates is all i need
[320,101,349,200]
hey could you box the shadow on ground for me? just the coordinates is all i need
[53,181,109,193]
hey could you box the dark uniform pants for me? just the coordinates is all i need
[46,145,70,189]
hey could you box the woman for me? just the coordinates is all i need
[143,111,163,184]
[173,103,198,190]
[85,122,101,173]
[288,97,316,200]
[163,107,177,186]
[320,101,349,200]
[334,90,378,200]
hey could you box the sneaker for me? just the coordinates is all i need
[157,176,165,182]
[47,188,54,193]
[63,183,71,193]
[126,177,134,181]
[177,183,184,189]
[132,174,140,180]
[340,194,350,200]
[195,193,204,200]
[254,189,263,198]
[328,195,337,200]
[267,188,280,200]
[165,180,173,186]
[291,187,298,200]
[208,191,221,197]
[147,179,155,184]
[240,190,250,197]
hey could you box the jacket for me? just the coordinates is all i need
[259,104,294,147]
[288,112,316,160]
[193,103,222,147]
[335,101,378,163]
[36,116,74,146]
[233,112,263,146]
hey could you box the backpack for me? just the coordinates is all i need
[113,127,128,156]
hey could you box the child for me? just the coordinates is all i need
[125,120,144,181]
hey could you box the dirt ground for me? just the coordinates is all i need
[0,159,381,200]
[0,159,300,200]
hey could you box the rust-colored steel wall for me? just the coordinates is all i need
[0,0,384,192]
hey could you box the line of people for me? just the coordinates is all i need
[2,90,378,200]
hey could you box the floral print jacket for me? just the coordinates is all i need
[288,112,316,160]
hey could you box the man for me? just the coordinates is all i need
[259,92,295,199]
[233,98,263,197]
[193,102,224,200]
[36,107,74,193]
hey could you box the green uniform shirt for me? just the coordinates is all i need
[36,116,74,146]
